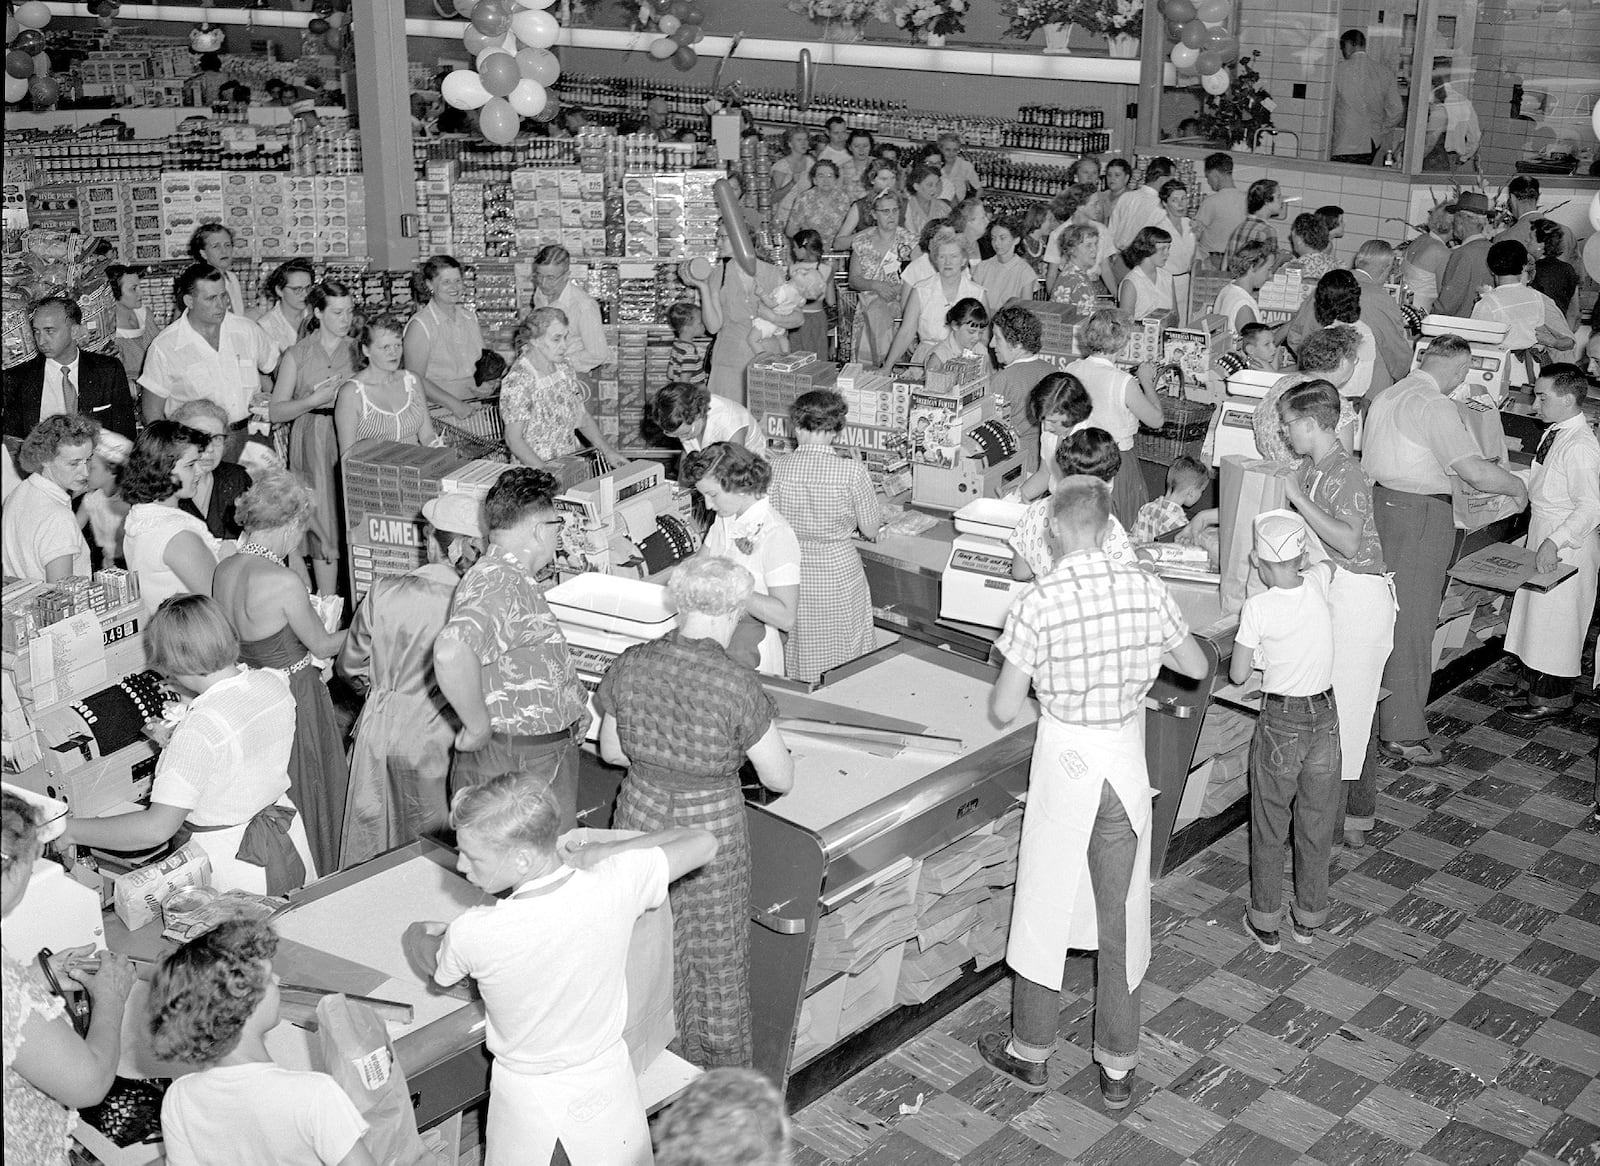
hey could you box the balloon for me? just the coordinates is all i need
[671,44,697,71]
[1203,25,1231,48]
[472,1,511,36]
[657,13,680,33]
[12,29,45,54]
[533,95,560,122]
[679,3,705,22]
[1180,20,1207,48]
[478,52,520,96]
[664,0,692,16]
[714,179,756,274]
[796,47,813,111]
[478,44,512,65]
[1167,20,1185,39]
[1164,0,1196,21]
[28,74,58,104]
[1201,69,1230,95]
[441,68,492,109]
[516,47,559,85]
[1155,0,1169,12]
[1195,0,1230,21]
[4,14,18,42]
[14,2,52,31]
[507,77,546,116]
[309,17,330,34]
[1589,191,1600,233]
[1170,43,1198,69]
[648,37,677,59]
[479,96,519,144]
[454,0,479,14]
[681,24,704,44]
[32,53,49,77]
[97,15,116,28]
[463,25,499,53]
[5,51,32,81]
[4,73,27,102]
[513,9,558,47]
[1196,49,1222,73]
[1212,35,1240,61]
[516,0,557,7]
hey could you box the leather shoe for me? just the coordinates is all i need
[977,1032,1047,1092]
[1379,739,1445,766]
[1098,1066,1134,1110]
[1483,682,1527,701]
[1506,704,1570,723]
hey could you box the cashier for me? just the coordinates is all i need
[58,595,316,895]
[1361,335,1528,766]
[530,245,612,375]
[1498,365,1600,722]
[1,414,98,583]
[654,380,768,459]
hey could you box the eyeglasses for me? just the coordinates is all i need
[283,282,314,293]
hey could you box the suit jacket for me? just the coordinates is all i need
[1284,271,1412,388]
[3,349,138,442]
[179,460,250,541]
[1436,236,1492,318]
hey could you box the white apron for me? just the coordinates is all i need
[188,801,317,895]
[1328,569,1397,781]
[1006,713,1153,994]
[486,1039,651,1166]
[1506,434,1600,677]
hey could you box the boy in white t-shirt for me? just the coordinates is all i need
[1229,510,1340,954]
[407,775,716,1166]
[150,919,374,1166]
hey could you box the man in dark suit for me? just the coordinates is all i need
[3,297,138,443]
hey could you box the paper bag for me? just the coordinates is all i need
[113,842,213,930]
[1450,394,1520,531]
[316,995,435,1166]
[1217,456,1292,615]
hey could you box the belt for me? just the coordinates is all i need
[1374,484,1451,506]
[1262,689,1335,710]
[496,723,580,746]
[228,418,249,431]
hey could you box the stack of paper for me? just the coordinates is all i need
[811,858,921,976]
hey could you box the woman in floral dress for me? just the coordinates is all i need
[849,191,917,364]
[499,307,622,474]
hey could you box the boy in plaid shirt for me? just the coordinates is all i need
[1131,456,1209,544]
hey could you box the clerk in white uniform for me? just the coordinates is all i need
[531,244,611,375]
[1500,364,1600,721]
[979,480,1208,1110]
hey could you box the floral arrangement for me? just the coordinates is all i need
[1195,51,1275,148]
[1067,0,1141,39]
[893,0,968,36]
[998,0,1075,38]
[794,0,891,23]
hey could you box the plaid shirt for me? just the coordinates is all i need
[1131,496,1189,545]
[1223,216,1280,273]
[997,549,1188,727]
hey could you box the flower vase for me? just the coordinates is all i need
[1043,22,1074,53]
[824,19,864,41]
[1106,33,1140,58]
[926,31,945,46]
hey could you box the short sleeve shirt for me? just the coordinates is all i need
[685,394,768,458]
[997,549,1188,726]
[1361,370,1480,495]
[1,475,90,581]
[1132,496,1189,544]
[437,549,591,737]
[161,1063,367,1166]
[499,355,586,462]
[1223,216,1280,273]
[140,313,278,423]
[1010,499,1137,579]
[1299,446,1385,573]
[149,669,295,826]
[1236,564,1336,696]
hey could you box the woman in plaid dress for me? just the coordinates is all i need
[769,390,883,682]
[596,557,794,1068]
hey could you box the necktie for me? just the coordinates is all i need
[1534,427,1557,465]
[60,364,76,415]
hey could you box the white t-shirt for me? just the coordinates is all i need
[1235,563,1335,696]
[701,497,802,674]
[2,474,90,581]
[123,503,223,617]
[435,848,669,1074]
[140,312,278,424]
[1212,283,1260,336]
[1066,355,1141,450]
[161,1063,368,1166]
[684,394,768,458]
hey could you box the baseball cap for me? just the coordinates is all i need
[1253,509,1307,563]
[422,491,484,538]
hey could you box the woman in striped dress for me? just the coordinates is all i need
[596,556,794,1068]
[769,389,882,682]
[334,315,439,455]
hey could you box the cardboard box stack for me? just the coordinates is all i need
[341,440,471,605]
[508,166,606,257]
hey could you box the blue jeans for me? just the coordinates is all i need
[1012,779,1141,1072]
[450,730,580,831]
[1248,692,1341,932]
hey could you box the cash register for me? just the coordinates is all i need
[1209,367,1280,465]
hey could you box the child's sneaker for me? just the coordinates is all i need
[1290,917,1316,946]
[1242,912,1281,953]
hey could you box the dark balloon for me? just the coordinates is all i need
[671,43,697,71]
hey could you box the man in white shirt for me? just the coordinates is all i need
[1193,152,1247,271]
[531,244,611,374]
[140,263,278,463]
[1472,240,1574,387]
[1330,29,1402,164]
[817,117,851,168]
[937,132,983,204]
[1107,157,1175,251]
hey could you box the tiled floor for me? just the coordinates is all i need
[792,650,1600,1165]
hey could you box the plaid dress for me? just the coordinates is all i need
[769,445,882,682]
[595,633,776,1069]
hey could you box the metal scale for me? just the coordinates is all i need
[1209,367,1281,465]
[1411,314,1513,401]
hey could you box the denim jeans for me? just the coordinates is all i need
[450,730,581,831]
[1012,779,1142,1072]
[1248,692,1341,932]
[1341,726,1379,832]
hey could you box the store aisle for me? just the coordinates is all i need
[791,646,1600,1166]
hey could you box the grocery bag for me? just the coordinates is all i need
[1450,394,1521,531]
[1218,455,1293,614]
[316,994,435,1166]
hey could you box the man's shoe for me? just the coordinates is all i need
[1379,739,1446,766]
[1242,912,1281,953]
[977,1033,1047,1093]
[1098,1066,1134,1110]
[1484,681,1527,701]
[1290,917,1316,946]
[1506,704,1570,724]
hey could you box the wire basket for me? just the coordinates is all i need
[1135,367,1214,464]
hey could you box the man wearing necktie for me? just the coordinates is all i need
[1496,365,1600,721]
[2,297,138,444]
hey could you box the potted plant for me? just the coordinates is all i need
[792,0,892,40]
[892,0,969,45]
[1195,51,1276,150]
[999,0,1077,51]
[1067,0,1143,57]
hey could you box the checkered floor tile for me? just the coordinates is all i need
[793,651,1600,1165]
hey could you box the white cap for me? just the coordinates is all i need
[1253,508,1307,562]
[422,491,484,538]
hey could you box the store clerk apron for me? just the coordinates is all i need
[1505,445,1600,678]
[1328,568,1397,782]
[485,1038,650,1166]
[1006,712,1153,994]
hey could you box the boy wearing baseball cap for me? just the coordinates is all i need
[1229,510,1340,952]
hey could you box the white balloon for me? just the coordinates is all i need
[1583,229,1600,282]
[1200,70,1230,95]
[441,68,493,110]
[1588,190,1600,233]
[508,77,547,116]
[512,8,559,48]
[515,0,556,7]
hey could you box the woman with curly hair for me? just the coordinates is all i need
[500,306,622,474]
[122,420,224,617]
[60,595,316,894]
[149,919,375,1165]
[831,156,903,249]
[211,469,349,874]
[879,228,987,370]
[2,414,99,582]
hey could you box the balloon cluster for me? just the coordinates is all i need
[4,1,56,107]
[640,0,706,73]
[91,0,121,31]
[1160,0,1237,97]
[439,0,563,145]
